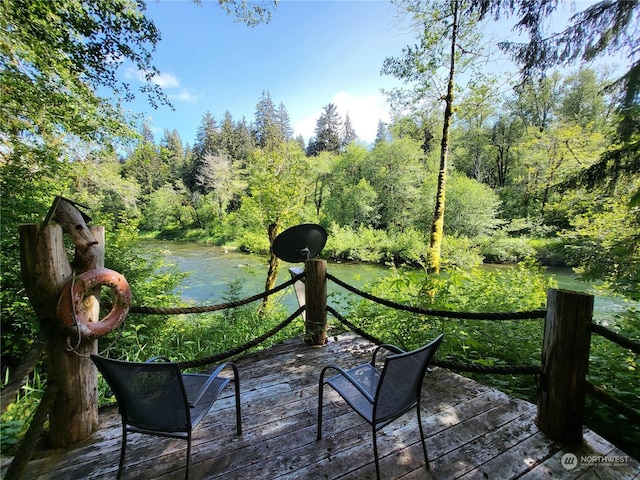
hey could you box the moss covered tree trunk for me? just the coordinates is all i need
[427,0,459,274]
[263,221,281,308]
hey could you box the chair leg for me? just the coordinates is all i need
[317,379,325,440]
[231,363,242,435]
[373,426,381,480]
[185,434,192,480]
[416,404,430,471]
[117,427,127,480]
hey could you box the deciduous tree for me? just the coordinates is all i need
[383,0,482,273]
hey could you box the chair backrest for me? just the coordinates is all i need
[374,334,443,423]
[91,355,191,433]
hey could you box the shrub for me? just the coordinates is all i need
[479,233,537,263]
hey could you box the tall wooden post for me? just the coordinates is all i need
[537,288,594,443]
[304,259,327,346]
[19,198,105,447]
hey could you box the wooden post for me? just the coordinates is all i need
[19,198,105,447]
[537,288,594,443]
[304,259,327,346]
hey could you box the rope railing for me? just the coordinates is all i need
[129,273,304,315]
[586,321,640,423]
[585,381,640,424]
[122,267,637,423]
[327,305,542,375]
[327,273,547,320]
[177,306,305,369]
[590,322,640,354]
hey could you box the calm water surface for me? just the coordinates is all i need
[144,240,634,320]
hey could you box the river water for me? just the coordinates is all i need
[144,240,633,321]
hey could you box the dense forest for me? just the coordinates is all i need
[1,0,638,464]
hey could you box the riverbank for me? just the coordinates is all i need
[143,240,635,322]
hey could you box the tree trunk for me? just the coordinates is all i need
[427,0,459,274]
[263,221,281,308]
[19,198,104,447]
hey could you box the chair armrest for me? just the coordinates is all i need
[320,365,375,404]
[371,344,405,367]
[188,362,239,407]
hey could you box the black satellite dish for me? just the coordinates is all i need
[272,224,328,263]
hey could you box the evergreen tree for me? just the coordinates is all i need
[374,120,389,145]
[294,134,306,152]
[122,126,168,195]
[219,111,236,157]
[232,117,255,167]
[341,113,357,147]
[312,103,342,154]
[276,102,294,140]
[186,112,220,192]
[141,122,156,144]
[159,129,186,184]
[254,90,281,148]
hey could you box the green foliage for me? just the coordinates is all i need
[140,184,189,231]
[586,308,640,459]
[344,263,553,400]
[420,172,503,237]
[346,263,551,353]
[95,280,303,400]
[324,178,380,228]
[478,232,537,264]
[562,183,640,300]
[241,142,311,231]
[440,235,483,268]
[324,224,388,263]
[0,367,45,453]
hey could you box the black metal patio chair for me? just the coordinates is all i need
[91,355,242,480]
[317,334,444,479]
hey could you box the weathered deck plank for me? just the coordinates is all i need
[2,332,638,479]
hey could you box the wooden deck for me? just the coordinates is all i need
[3,332,639,479]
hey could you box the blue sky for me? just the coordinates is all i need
[123,0,420,145]
[121,1,618,147]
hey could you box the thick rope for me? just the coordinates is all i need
[327,273,547,320]
[130,273,303,315]
[590,322,640,354]
[431,359,542,375]
[176,306,305,369]
[585,381,640,424]
[327,305,542,375]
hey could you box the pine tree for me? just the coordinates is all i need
[312,103,342,154]
[159,129,186,184]
[276,102,294,140]
[232,117,255,167]
[254,90,281,148]
[374,120,388,145]
[341,113,357,147]
[186,112,220,192]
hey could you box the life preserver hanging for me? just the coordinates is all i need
[57,268,131,339]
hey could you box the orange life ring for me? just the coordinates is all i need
[57,268,131,339]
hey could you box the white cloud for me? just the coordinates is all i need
[124,67,180,89]
[151,71,180,89]
[293,91,391,144]
[168,88,199,103]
